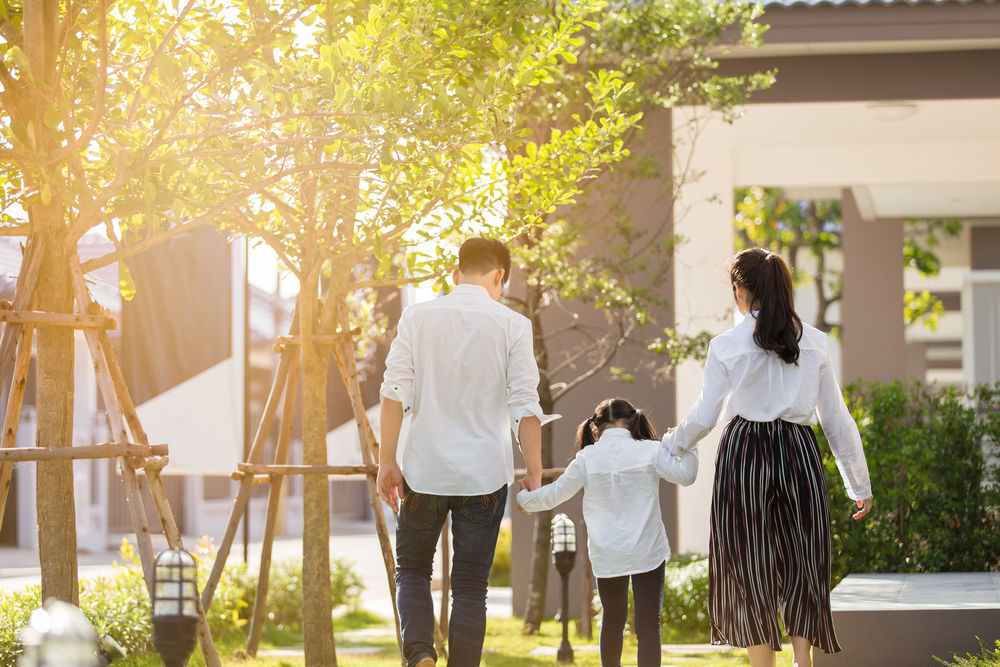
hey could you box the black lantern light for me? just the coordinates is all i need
[551,513,577,664]
[18,599,99,667]
[151,548,200,667]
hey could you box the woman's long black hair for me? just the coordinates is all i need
[730,248,802,365]
[575,398,658,449]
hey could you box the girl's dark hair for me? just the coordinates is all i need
[730,248,802,365]
[575,398,658,449]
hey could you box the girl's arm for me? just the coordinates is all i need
[655,445,699,487]
[816,347,872,501]
[662,340,732,454]
[516,456,586,513]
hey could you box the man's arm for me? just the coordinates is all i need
[377,397,405,509]
[518,415,542,491]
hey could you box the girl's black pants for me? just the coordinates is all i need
[596,560,665,667]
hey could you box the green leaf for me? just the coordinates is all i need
[9,46,30,75]
[44,107,62,130]
[119,262,137,301]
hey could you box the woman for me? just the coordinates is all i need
[663,248,873,667]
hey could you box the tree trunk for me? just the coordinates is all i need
[299,288,336,667]
[33,203,79,604]
[522,281,553,633]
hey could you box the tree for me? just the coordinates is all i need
[508,0,773,632]
[734,186,963,333]
[195,1,640,662]
[0,0,349,603]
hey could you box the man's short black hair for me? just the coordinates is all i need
[459,237,511,284]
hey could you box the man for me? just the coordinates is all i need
[378,237,551,667]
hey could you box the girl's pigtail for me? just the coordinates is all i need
[628,408,659,442]
[576,417,598,449]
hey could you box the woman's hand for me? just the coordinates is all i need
[853,495,873,520]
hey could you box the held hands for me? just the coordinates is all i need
[853,495,873,520]
[376,460,403,511]
[515,474,541,516]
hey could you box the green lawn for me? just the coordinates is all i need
[119,615,803,667]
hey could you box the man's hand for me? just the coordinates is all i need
[377,461,404,511]
[853,495,873,520]
[515,478,534,516]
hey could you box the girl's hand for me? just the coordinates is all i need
[516,478,533,515]
[853,495,873,520]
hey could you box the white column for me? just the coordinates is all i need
[672,109,736,555]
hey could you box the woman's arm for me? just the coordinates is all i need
[816,350,872,502]
[662,341,732,454]
[516,456,586,513]
[655,445,699,487]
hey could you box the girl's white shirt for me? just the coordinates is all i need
[516,428,698,579]
[662,313,872,501]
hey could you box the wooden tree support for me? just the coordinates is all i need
[0,250,222,667]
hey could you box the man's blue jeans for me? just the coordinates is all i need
[395,479,508,667]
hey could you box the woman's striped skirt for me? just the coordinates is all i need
[708,416,841,654]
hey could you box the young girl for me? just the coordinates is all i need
[516,398,698,667]
[663,248,873,667]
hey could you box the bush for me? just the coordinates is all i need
[225,556,363,631]
[592,554,710,644]
[489,522,512,587]
[936,639,1000,666]
[0,538,364,663]
[818,382,1000,587]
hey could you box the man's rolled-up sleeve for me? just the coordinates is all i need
[380,311,415,416]
[507,320,559,441]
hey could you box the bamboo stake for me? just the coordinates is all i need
[202,309,300,611]
[329,332,403,656]
[0,443,168,461]
[237,463,377,476]
[229,472,271,484]
[95,329,222,667]
[0,236,43,385]
[96,323,222,667]
[0,319,32,534]
[514,468,565,480]
[274,332,353,346]
[246,348,300,657]
[0,310,115,329]
[68,256,157,593]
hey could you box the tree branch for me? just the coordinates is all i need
[229,211,302,280]
[0,18,22,48]
[78,161,367,272]
[350,273,442,292]
[125,0,198,127]
[49,0,107,162]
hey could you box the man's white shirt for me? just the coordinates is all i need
[380,284,556,495]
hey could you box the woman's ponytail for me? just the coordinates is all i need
[730,248,802,365]
[576,398,658,450]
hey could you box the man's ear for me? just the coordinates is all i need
[452,268,460,286]
[496,268,505,288]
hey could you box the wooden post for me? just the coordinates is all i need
[246,347,300,657]
[96,323,222,667]
[440,516,450,637]
[201,311,299,611]
[0,319,33,534]
[68,256,157,591]
[0,236,43,385]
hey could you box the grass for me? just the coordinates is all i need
[113,614,804,667]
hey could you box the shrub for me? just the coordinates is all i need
[227,556,364,630]
[818,382,1000,587]
[490,522,512,586]
[936,639,1000,666]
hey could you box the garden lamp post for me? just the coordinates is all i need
[18,599,99,667]
[551,513,577,664]
[151,548,200,667]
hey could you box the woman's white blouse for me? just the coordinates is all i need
[662,314,872,501]
[516,429,698,579]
